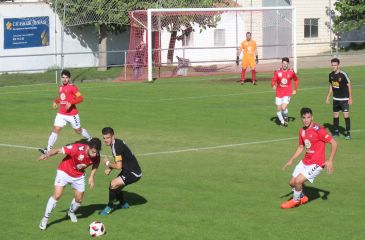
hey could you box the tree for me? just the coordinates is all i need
[333,0,365,33]
[48,0,157,70]
[157,0,233,63]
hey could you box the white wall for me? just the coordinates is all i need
[0,2,129,73]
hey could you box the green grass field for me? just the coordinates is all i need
[0,66,364,240]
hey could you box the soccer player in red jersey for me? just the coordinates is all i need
[272,57,299,127]
[281,108,337,209]
[38,138,102,230]
[39,69,92,154]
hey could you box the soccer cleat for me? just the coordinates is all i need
[280,199,301,209]
[283,121,288,127]
[300,195,309,204]
[344,135,351,140]
[38,148,48,155]
[119,202,130,209]
[99,206,113,215]
[39,217,48,230]
[240,81,244,85]
[280,122,286,128]
[67,211,78,223]
[252,81,257,85]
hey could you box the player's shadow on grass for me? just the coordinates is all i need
[235,78,255,83]
[323,123,346,136]
[280,185,330,203]
[270,116,296,126]
[46,191,147,229]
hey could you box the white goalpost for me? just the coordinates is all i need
[145,6,296,81]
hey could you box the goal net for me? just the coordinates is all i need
[127,7,296,81]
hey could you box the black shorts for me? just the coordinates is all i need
[118,169,141,186]
[333,100,349,113]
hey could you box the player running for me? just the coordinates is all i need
[326,58,352,139]
[99,127,142,215]
[38,138,102,230]
[281,108,337,209]
[271,57,299,127]
[237,32,258,85]
[39,69,92,154]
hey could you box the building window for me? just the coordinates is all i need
[304,18,319,38]
[214,29,225,46]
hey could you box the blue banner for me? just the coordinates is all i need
[4,16,49,49]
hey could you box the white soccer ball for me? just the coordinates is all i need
[89,221,105,237]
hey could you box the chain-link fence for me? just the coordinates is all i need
[0,1,364,83]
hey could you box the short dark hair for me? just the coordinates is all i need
[88,138,102,152]
[102,127,115,135]
[300,107,313,116]
[246,32,251,35]
[61,69,71,78]
[282,57,289,63]
[331,58,340,64]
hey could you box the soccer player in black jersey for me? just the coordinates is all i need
[99,127,142,215]
[326,58,352,140]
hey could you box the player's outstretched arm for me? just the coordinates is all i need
[88,167,98,189]
[325,139,337,174]
[348,82,353,105]
[292,74,299,95]
[53,98,60,109]
[38,148,63,161]
[282,145,304,170]
[326,85,333,104]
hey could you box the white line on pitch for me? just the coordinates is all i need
[1,129,363,157]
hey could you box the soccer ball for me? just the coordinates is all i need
[89,221,105,237]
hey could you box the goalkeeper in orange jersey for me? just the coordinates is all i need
[236,32,258,85]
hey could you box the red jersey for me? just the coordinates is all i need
[58,143,100,178]
[272,68,299,98]
[298,123,333,166]
[56,83,80,116]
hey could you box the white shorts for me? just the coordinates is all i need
[54,113,81,129]
[292,160,323,183]
[54,170,85,192]
[275,96,291,106]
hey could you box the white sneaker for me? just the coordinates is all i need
[39,217,48,230]
[67,211,78,223]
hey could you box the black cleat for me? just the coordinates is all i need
[38,148,48,155]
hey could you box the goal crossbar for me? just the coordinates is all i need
[146,6,297,81]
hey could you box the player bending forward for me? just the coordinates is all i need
[281,108,337,209]
[99,127,142,215]
[38,138,101,230]
[271,57,299,127]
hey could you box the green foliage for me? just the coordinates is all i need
[158,0,230,33]
[334,0,365,33]
[48,0,158,34]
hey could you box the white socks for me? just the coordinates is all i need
[44,196,57,218]
[293,189,302,202]
[282,108,288,119]
[277,111,284,124]
[68,198,81,213]
[81,128,92,140]
[47,132,58,151]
